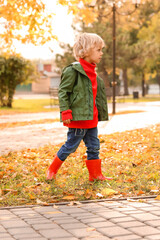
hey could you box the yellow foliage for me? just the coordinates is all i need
[145,72,157,81]
[0,0,57,51]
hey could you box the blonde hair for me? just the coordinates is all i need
[73,33,104,60]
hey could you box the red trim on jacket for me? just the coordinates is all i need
[62,58,98,128]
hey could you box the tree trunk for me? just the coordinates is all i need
[142,72,146,97]
[0,79,7,107]
[7,79,14,108]
[123,68,129,96]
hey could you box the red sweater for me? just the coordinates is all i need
[62,58,98,128]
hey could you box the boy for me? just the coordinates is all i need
[47,33,112,181]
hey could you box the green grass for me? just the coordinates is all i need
[114,94,160,103]
[0,99,59,115]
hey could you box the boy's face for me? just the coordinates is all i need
[84,45,103,64]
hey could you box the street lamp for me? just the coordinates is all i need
[90,0,141,114]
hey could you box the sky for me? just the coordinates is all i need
[14,1,75,60]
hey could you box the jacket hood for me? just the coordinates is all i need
[70,62,89,78]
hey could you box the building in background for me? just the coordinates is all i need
[16,63,61,94]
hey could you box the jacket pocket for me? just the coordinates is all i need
[69,92,78,107]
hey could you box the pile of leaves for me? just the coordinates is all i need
[0,124,160,207]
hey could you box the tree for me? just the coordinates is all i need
[131,6,160,96]
[55,43,75,73]
[57,0,160,96]
[138,11,160,81]
[57,1,140,95]
[0,55,37,107]
[0,0,57,51]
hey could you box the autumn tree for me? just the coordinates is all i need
[0,55,37,107]
[137,11,160,95]
[58,0,160,96]
[0,0,57,51]
[57,0,140,95]
[0,0,57,107]
[126,0,160,96]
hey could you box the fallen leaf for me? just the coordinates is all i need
[62,195,77,200]
[127,198,137,202]
[36,199,49,206]
[137,190,145,196]
[77,190,85,196]
[155,195,160,201]
[0,172,4,179]
[126,178,135,183]
[53,205,59,209]
[28,193,36,200]
[85,189,93,199]
[87,227,96,232]
[101,188,117,196]
[67,201,81,206]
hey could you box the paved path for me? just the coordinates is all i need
[0,102,160,155]
[1,198,160,240]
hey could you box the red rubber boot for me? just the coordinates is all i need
[47,155,63,180]
[85,159,113,181]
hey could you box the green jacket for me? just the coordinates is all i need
[58,62,109,122]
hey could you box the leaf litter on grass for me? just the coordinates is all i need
[0,124,160,207]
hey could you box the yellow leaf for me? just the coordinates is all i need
[87,227,96,232]
[101,188,117,196]
[155,195,160,201]
[28,194,35,200]
[45,211,61,214]
[62,195,77,200]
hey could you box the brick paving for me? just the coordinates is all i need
[0,199,160,240]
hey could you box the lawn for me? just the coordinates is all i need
[0,98,59,115]
[0,94,160,115]
[117,94,160,102]
[0,124,160,207]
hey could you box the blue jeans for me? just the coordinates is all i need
[57,127,100,161]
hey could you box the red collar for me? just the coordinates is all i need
[79,58,97,79]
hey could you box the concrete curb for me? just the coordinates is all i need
[0,195,157,210]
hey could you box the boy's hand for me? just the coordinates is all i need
[63,119,71,124]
